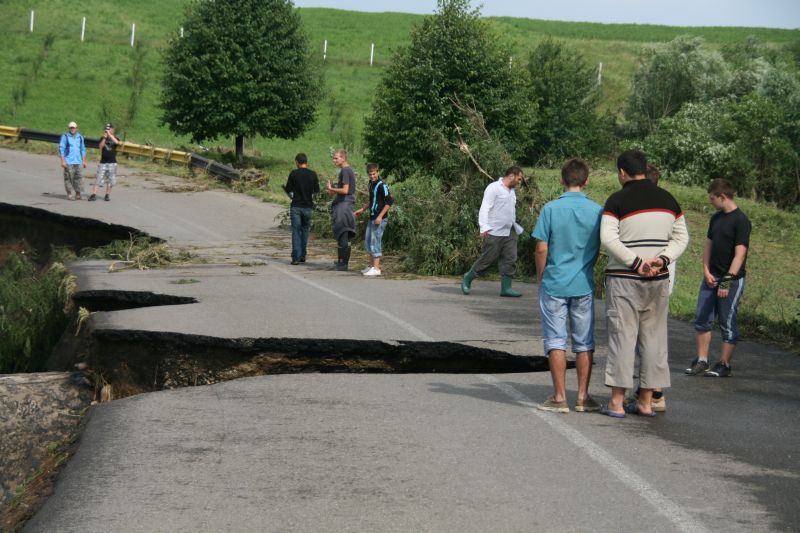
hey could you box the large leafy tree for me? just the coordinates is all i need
[363,0,533,178]
[161,0,321,162]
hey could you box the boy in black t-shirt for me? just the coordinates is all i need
[685,178,752,378]
[89,123,120,202]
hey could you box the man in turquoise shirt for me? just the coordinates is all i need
[532,158,603,413]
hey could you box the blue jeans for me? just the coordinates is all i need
[290,207,312,261]
[365,218,387,257]
[539,287,595,355]
[694,277,745,344]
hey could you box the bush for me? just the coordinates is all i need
[384,102,544,276]
[644,94,800,207]
[363,0,534,178]
[624,36,731,138]
[0,254,73,373]
[523,38,611,165]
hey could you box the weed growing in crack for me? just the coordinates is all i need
[79,234,197,271]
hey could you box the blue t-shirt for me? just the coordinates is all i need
[532,191,603,297]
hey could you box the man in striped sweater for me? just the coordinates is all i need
[599,150,689,418]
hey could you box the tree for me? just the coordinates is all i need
[523,38,607,165]
[624,36,731,138]
[363,0,534,178]
[161,0,321,163]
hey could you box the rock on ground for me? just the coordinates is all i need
[0,372,92,510]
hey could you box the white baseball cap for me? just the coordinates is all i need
[68,121,77,128]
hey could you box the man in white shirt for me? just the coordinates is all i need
[462,166,525,297]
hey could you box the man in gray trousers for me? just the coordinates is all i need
[461,166,525,297]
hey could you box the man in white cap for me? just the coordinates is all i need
[59,121,87,200]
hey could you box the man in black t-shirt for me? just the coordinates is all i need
[89,123,120,202]
[284,153,320,264]
[685,178,752,378]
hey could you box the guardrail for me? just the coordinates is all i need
[0,125,240,181]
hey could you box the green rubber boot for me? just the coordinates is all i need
[500,275,521,297]
[461,270,476,295]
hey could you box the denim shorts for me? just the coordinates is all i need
[365,219,387,257]
[694,277,745,344]
[538,287,595,355]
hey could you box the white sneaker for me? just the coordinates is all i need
[363,267,382,277]
[361,266,372,274]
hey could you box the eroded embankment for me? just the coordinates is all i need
[55,319,549,401]
[0,202,157,265]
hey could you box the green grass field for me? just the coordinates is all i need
[1,2,797,166]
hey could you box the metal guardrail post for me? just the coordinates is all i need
[0,126,21,140]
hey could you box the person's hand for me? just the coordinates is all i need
[637,257,664,277]
[480,231,489,239]
[60,161,67,169]
[717,287,729,299]
[374,216,382,225]
[704,272,718,288]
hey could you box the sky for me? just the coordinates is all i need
[293,0,800,29]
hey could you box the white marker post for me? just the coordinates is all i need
[180,26,184,38]
[323,39,327,61]
[130,23,136,47]
[81,17,86,42]
[29,10,34,32]
[509,56,513,68]
[597,62,603,85]
[370,43,374,66]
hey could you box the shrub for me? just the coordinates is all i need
[522,38,611,165]
[0,254,73,373]
[624,36,731,138]
[644,94,800,207]
[384,101,544,276]
[363,0,534,178]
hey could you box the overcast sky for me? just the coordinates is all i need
[294,0,800,29]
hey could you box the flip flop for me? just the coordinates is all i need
[599,404,626,418]
[624,403,657,417]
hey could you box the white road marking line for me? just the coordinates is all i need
[479,374,709,533]
[274,260,706,532]
[272,264,435,342]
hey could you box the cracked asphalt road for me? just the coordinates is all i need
[2,148,798,532]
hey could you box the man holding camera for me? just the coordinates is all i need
[89,123,121,202]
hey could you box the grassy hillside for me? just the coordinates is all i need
[1,2,797,173]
